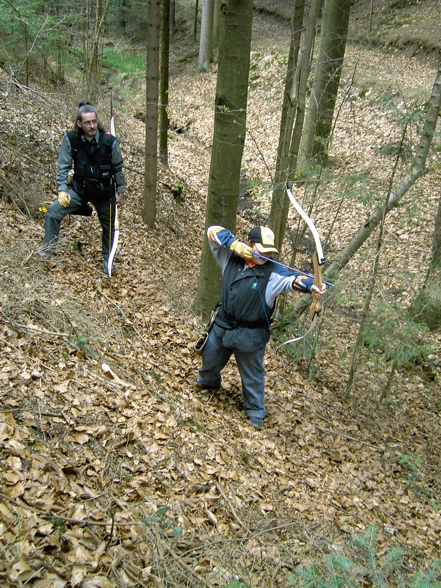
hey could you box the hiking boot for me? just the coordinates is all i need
[248,416,264,430]
[189,378,220,391]
[103,259,116,276]
[35,248,55,260]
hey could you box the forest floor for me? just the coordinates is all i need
[0,1,441,587]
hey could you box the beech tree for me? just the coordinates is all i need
[143,0,161,227]
[170,0,175,38]
[213,0,221,47]
[194,0,254,318]
[193,0,199,42]
[414,192,441,330]
[159,0,170,165]
[269,0,321,252]
[300,0,352,165]
[198,0,215,71]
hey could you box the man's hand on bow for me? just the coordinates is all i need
[58,191,71,208]
[311,283,326,298]
[230,240,254,261]
[116,193,125,207]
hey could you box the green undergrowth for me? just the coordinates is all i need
[103,47,146,76]
[290,524,441,587]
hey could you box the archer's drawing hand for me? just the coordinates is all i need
[230,240,254,261]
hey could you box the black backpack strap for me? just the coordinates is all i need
[99,131,116,156]
[66,130,78,159]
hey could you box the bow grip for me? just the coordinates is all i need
[309,252,324,321]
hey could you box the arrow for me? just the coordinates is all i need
[253,252,334,287]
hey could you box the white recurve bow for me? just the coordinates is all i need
[277,182,325,349]
[107,115,118,278]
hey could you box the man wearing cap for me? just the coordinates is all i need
[195,225,326,430]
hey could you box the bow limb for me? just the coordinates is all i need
[107,204,119,277]
[285,182,324,264]
[276,313,320,350]
[107,115,118,278]
[276,258,322,349]
[285,184,325,316]
[277,182,326,345]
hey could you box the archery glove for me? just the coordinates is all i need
[230,240,254,261]
[58,191,70,208]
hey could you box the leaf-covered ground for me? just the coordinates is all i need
[1,4,440,588]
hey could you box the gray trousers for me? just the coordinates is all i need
[197,325,267,418]
[42,189,115,259]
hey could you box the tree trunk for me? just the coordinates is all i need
[269,0,321,253]
[429,195,441,271]
[194,0,254,318]
[194,0,199,42]
[82,0,90,96]
[369,0,374,31]
[300,0,351,165]
[198,0,214,71]
[143,0,161,228]
[269,0,305,251]
[411,61,441,329]
[411,191,441,329]
[89,0,103,97]
[170,0,175,39]
[213,0,222,47]
[160,0,170,166]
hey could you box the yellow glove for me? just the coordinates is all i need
[230,239,254,261]
[58,191,70,208]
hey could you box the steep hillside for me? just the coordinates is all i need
[255,0,441,62]
[0,6,440,588]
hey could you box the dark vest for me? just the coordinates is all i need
[67,130,116,198]
[216,256,274,331]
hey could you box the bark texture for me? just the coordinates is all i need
[143,0,161,227]
[194,0,254,318]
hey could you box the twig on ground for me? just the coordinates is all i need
[216,482,248,533]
